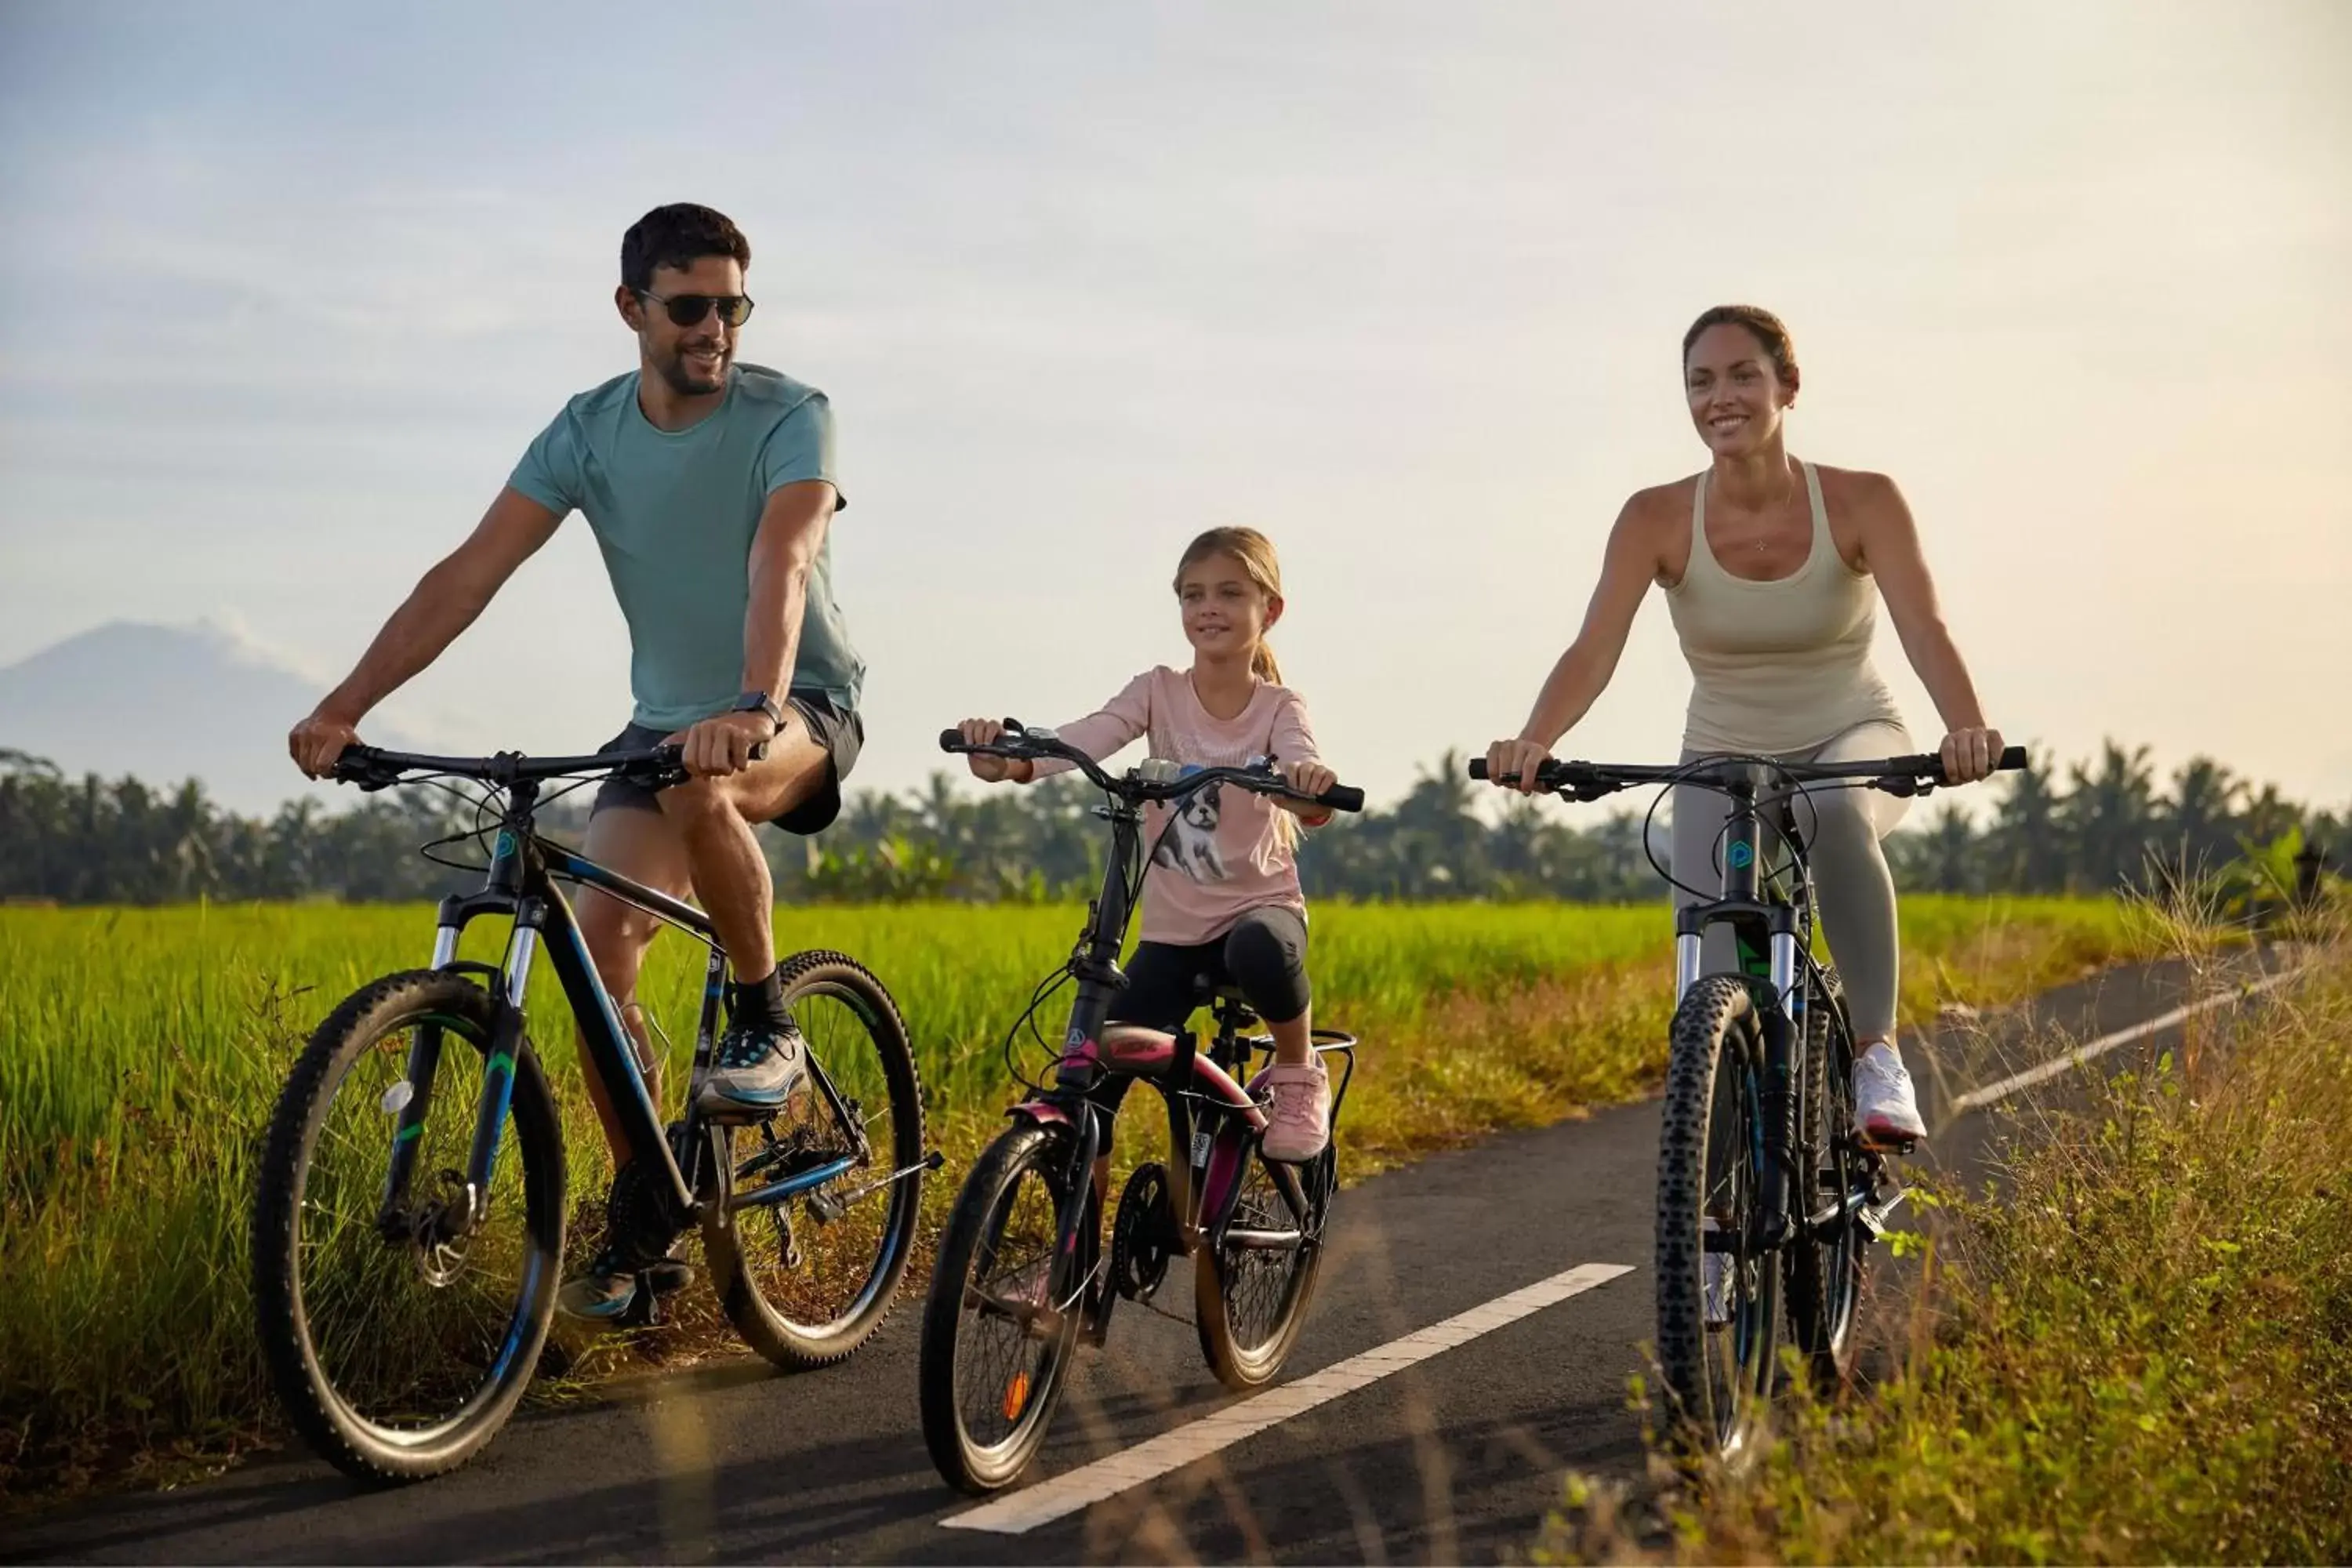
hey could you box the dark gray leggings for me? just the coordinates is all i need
[1109,906,1312,1030]
[1671,720,1911,1040]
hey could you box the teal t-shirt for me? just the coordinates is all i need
[506,362,864,729]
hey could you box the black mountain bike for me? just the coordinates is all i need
[1472,744,2025,1463]
[251,742,932,1483]
[918,723,1365,1494]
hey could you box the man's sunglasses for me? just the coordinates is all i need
[635,289,755,328]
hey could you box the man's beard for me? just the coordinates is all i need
[657,344,729,396]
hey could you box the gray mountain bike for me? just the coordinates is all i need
[1472,743,2025,1463]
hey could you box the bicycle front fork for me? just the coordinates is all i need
[1676,927,1806,1252]
[377,918,540,1242]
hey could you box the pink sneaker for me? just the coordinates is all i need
[1258,1060,1331,1163]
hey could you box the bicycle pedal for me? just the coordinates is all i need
[616,1282,666,1330]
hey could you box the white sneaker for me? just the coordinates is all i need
[1853,1040,1926,1148]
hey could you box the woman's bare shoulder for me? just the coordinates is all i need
[1810,463,1905,513]
[1617,476,1695,536]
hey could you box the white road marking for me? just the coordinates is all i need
[939,1261,1635,1536]
[1946,961,2310,1117]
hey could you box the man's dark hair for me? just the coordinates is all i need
[620,204,752,294]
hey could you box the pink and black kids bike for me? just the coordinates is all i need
[917,721,1364,1494]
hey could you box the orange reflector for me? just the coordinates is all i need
[1002,1370,1030,1421]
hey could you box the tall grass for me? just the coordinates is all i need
[0,895,2129,1494]
[1536,925,2351,1565]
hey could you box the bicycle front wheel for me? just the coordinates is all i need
[1654,973,1779,1466]
[704,949,926,1370]
[252,969,564,1483]
[918,1121,1085,1494]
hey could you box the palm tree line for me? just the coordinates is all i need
[2,740,2335,908]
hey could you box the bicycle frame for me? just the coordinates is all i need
[373,775,871,1243]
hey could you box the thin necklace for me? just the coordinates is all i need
[1708,460,1797,550]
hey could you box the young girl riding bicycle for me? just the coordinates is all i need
[956,526,1341,1161]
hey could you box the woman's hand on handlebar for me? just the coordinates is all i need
[1276,757,1338,822]
[1483,736,1555,795]
[956,718,1034,784]
[1939,724,2005,786]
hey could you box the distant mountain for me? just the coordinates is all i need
[0,621,431,815]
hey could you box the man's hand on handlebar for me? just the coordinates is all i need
[672,711,778,779]
[290,707,364,780]
[956,718,1035,784]
[1483,736,1555,795]
[1938,725,2005,786]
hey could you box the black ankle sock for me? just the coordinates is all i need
[728,969,790,1029]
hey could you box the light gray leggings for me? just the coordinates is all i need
[1671,720,1912,1041]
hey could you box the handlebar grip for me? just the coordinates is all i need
[1998,745,2027,771]
[938,729,967,753]
[1316,784,1367,813]
[1467,759,1490,781]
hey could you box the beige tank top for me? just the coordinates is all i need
[1665,460,1904,753]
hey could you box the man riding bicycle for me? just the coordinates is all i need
[288,202,863,1320]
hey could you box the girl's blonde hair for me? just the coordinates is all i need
[1172,526,1285,687]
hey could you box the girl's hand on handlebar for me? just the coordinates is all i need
[957,717,1033,784]
[1484,736,1554,795]
[1940,724,2003,785]
[1277,757,1338,821]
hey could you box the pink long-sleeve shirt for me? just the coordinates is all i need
[1030,666,1324,946]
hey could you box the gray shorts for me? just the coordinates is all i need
[590,692,862,836]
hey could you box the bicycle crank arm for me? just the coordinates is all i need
[1220,1225,1306,1253]
[964,1285,1067,1342]
[805,1149,944,1222]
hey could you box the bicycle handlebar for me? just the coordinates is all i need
[331,740,767,794]
[1467,745,2027,800]
[938,724,1366,814]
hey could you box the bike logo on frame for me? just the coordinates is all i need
[1727,841,1755,869]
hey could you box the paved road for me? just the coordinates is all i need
[9,950,2292,1565]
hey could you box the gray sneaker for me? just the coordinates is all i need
[695,1017,808,1121]
[557,1243,695,1323]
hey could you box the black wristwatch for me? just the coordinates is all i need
[732,691,786,731]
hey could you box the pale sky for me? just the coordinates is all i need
[2,0,2347,809]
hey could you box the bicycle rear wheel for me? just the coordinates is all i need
[252,970,564,1483]
[704,950,926,1369]
[1789,967,1866,1388]
[1655,974,1779,1465]
[919,1122,1086,1494]
[1196,1141,1330,1388]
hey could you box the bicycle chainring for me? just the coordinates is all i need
[1112,1162,1176,1302]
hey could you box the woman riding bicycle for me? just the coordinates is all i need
[956,526,1341,1162]
[1484,305,2003,1148]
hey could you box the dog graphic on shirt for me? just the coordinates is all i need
[1152,779,1227,883]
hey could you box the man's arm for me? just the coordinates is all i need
[675,479,839,778]
[739,479,839,704]
[289,487,561,775]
